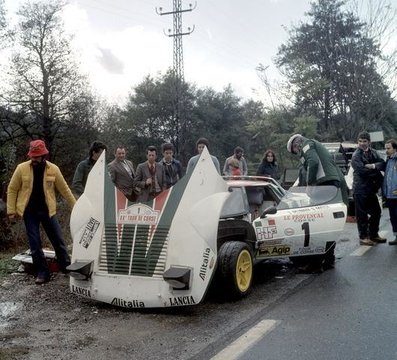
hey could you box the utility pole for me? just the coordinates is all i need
[156,1,196,161]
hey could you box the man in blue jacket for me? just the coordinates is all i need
[383,139,397,245]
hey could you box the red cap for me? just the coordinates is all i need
[27,140,49,157]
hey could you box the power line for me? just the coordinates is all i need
[156,1,195,81]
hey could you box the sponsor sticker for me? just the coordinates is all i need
[283,212,324,222]
[256,226,277,240]
[118,204,159,225]
[169,296,196,306]
[259,244,291,256]
[79,217,100,248]
[111,297,145,308]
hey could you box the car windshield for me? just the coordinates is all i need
[220,187,249,218]
[277,185,339,210]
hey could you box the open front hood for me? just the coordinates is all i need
[69,148,229,308]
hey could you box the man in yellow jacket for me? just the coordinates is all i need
[7,140,76,284]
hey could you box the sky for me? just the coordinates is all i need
[2,0,395,104]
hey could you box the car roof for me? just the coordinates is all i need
[225,176,276,187]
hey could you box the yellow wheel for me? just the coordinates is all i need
[217,241,254,298]
[235,249,253,293]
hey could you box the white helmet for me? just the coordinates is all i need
[287,134,303,154]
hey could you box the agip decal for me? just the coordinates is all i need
[259,244,291,256]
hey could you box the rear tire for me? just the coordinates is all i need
[216,241,253,299]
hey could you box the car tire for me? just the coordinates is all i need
[216,241,253,299]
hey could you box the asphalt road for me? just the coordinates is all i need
[206,215,397,360]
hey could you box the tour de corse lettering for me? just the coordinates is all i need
[168,296,196,306]
[111,297,145,308]
[71,285,92,298]
[199,247,210,281]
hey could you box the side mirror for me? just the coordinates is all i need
[260,206,277,218]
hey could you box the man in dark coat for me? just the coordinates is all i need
[351,131,385,246]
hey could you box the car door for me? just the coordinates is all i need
[253,186,346,260]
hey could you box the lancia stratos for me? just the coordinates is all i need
[67,148,347,308]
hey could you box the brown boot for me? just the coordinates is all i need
[370,235,387,243]
[360,238,375,246]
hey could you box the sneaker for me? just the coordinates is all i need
[35,276,50,285]
[360,239,375,246]
[370,235,387,243]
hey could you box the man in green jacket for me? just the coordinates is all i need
[7,140,76,284]
[287,134,348,204]
[72,141,107,197]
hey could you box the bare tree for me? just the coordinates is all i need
[349,0,397,97]
[3,0,88,152]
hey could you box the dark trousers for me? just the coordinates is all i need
[23,210,70,279]
[386,198,397,234]
[354,193,381,239]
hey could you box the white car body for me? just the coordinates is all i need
[68,149,347,308]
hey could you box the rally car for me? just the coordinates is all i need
[67,148,347,308]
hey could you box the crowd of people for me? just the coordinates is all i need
[6,131,397,285]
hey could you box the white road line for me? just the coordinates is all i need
[210,319,278,360]
[350,246,373,256]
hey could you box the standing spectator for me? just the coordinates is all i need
[256,150,281,180]
[186,138,221,175]
[134,146,164,202]
[383,139,397,245]
[7,140,76,284]
[351,131,386,246]
[72,141,107,197]
[108,145,136,201]
[159,143,183,189]
[223,146,248,176]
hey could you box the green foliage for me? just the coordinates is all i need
[276,0,397,140]
[111,73,253,168]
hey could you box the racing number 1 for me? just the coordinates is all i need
[301,222,310,247]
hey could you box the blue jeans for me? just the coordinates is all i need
[23,210,70,279]
[386,198,397,234]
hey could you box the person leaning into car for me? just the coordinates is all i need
[286,133,348,204]
[7,140,76,284]
[351,131,386,246]
[383,139,397,245]
[286,134,346,185]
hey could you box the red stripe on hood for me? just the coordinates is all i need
[115,188,128,241]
